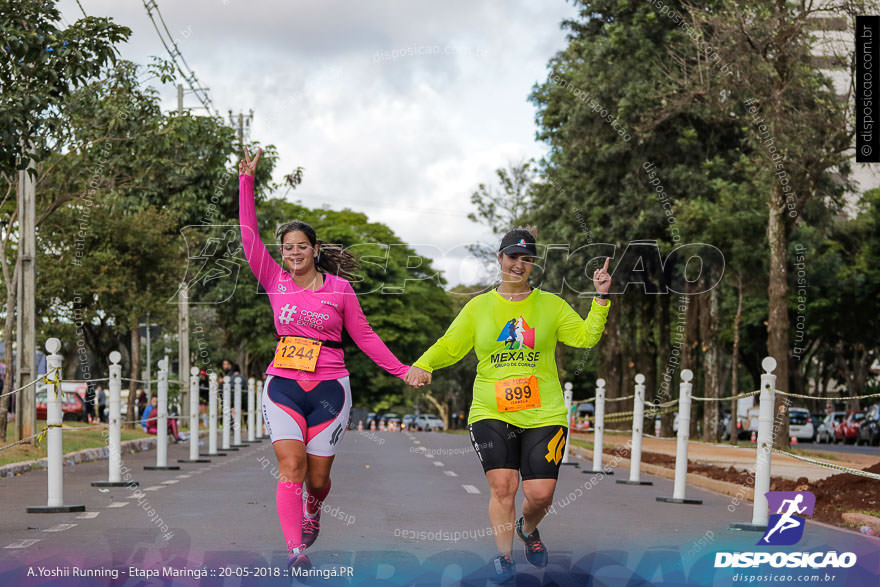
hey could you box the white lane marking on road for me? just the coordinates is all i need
[461,484,481,494]
[43,523,77,532]
[107,502,129,508]
[76,511,101,519]
[413,441,421,445]
[176,474,191,478]
[4,539,40,549]
[425,454,434,458]
[142,486,164,491]
[444,470,458,477]
[433,461,444,467]
[161,480,179,484]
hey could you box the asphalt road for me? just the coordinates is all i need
[1,429,877,586]
[805,441,880,457]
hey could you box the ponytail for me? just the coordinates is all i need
[315,240,358,279]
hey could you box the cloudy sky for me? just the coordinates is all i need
[58,0,579,286]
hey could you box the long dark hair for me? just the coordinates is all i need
[275,220,357,279]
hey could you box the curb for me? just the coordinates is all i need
[570,445,753,503]
[0,437,158,478]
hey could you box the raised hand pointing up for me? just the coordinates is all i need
[593,257,612,294]
[239,146,262,177]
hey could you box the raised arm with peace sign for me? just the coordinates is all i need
[239,146,262,177]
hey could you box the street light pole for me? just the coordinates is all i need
[177,84,191,421]
[15,155,36,442]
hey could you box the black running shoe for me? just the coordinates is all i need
[516,517,548,568]
[287,546,312,572]
[489,554,516,584]
[302,509,321,548]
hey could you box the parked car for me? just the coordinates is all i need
[402,414,417,431]
[788,407,815,442]
[35,389,86,421]
[834,410,865,444]
[414,414,446,431]
[857,405,880,446]
[816,411,845,443]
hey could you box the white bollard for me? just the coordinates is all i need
[617,373,653,486]
[585,378,612,475]
[561,382,577,466]
[93,351,139,487]
[247,377,257,442]
[232,376,246,447]
[180,367,210,463]
[202,373,225,457]
[221,376,237,451]
[256,379,265,438]
[28,339,85,513]
[145,358,179,470]
[731,356,777,531]
[657,369,702,505]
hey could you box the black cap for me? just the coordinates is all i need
[498,229,537,257]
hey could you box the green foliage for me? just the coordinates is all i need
[25,59,239,374]
[0,0,130,170]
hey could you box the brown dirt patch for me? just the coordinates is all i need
[604,446,880,530]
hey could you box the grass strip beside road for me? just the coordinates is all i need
[2,420,153,467]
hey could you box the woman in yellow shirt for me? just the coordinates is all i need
[405,228,611,583]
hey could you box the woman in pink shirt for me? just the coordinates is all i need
[239,148,413,569]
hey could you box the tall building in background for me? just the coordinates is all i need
[810,12,879,210]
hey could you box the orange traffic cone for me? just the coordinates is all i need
[751,430,757,443]
[357,420,363,431]
[370,420,376,431]
[791,434,798,445]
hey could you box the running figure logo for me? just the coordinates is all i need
[497,316,535,350]
[759,491,816,546]
[278,304,298,324]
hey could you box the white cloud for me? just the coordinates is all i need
[62,0,578,286]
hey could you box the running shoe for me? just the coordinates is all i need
[489,554,516,584]
[302,509,321,548]
[516,517,548,568]
[287,546,312,571]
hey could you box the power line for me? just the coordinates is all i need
[142,0,220,118]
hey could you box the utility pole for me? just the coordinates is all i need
[177,83,191,421]
[228,110,254,147]
[16,155,36,442]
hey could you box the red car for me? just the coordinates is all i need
[35,389,86,421]
[834,410,865,444]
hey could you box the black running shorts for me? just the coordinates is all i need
[468,419,568,480]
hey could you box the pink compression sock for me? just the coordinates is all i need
[276,481,304,552]
[306,479,331,516]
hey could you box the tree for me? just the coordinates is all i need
[646,0,866,447]
[528,0,754,435]
[21,59,238,428]
[0,1,129,441]
[467,160,537,257]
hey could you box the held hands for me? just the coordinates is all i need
[404,366,432,388]
[592,257,611,294]
[239,146,262,177]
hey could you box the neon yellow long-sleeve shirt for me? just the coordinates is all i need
[414,289,610,428]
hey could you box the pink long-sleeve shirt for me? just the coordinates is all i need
[239,173,408,381]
